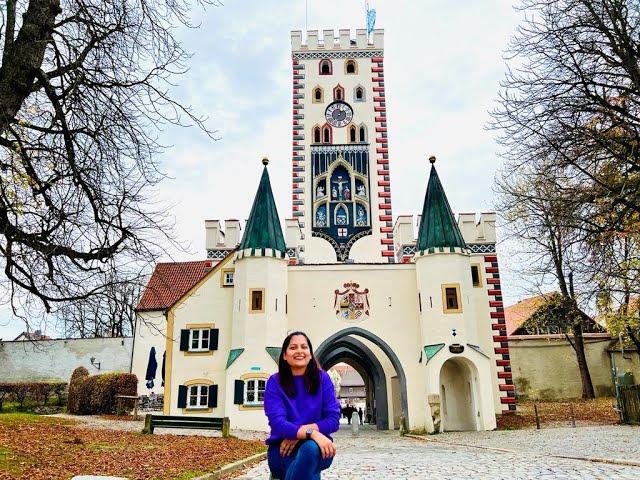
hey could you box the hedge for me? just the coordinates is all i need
[0,382,67,410]
[67,367,137,415]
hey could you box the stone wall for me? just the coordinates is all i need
[0,337,133,383]
[509,333,640,400]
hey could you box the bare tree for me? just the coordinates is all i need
[491,0,640,234]
[56,273,142,338]
[0,1,218,320]
[496,160,597,398]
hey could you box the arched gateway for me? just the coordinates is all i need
[315,328,408,430]
[131,28,513,434]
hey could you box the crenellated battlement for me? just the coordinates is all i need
[393,213,496,262]
[291,28,384,52]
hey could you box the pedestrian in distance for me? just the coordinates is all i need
[358,407,363,426]
[264,331,341,480]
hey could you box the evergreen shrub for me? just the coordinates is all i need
[0,382,68,410]
[67,367,137,415]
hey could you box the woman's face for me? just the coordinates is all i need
[283,334,312,372]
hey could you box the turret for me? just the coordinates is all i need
[227,158,289,430]
[231,157,288,351]
[414,156,478,348]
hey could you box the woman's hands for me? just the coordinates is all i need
[279,438,299,457]
[310,431,336,459]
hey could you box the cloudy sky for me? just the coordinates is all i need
[0,0,525,339]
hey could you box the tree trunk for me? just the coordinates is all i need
[572,322,595,399]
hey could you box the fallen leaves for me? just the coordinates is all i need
[0,414,265,480]
[497,397,621,430]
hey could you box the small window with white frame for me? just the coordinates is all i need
[188,384,209,409]
[190,328,210,351]
[245,378,266,406]
[221,269,234,287]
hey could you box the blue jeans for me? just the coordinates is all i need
[267,440,333,480]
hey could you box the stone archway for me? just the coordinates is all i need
[319,336,389,429]
[439,357,479,432]
[315,327,408,428]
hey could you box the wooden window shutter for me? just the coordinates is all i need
[208,385,218,408]
[177,385,187,408]
[234,380,245,405]
[209,328,219,351]
[179,329,190,351]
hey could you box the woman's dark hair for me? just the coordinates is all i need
[278,331,321,398]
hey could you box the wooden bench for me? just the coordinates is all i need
[142,414,230,437]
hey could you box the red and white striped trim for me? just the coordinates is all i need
[371,57,394,262]
[484,254,516,413]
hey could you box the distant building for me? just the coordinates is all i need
[13,330,50,341]
[332,364,365,405]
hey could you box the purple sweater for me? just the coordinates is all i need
[264,370,341,445]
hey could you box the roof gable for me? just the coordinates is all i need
[136,257,229,312]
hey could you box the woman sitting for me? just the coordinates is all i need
[264,331,340,480]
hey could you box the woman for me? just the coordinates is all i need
[264,331,341,480]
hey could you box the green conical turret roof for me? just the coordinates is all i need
[416,158,466,253]
[238,159,286,256]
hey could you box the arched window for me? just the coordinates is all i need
[359,125,367,142]
[319,59,332,75]
[355,87,364,101]
[333,84,344,101]
[322,125,332,144]
[345,60,357,74]
[313,126,321,144]
[349,125,357,143]
[313,87,323,103]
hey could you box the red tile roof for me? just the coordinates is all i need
[504,293,557,335]
[136,260,215,312]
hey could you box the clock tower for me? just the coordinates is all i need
[290,29,393,263]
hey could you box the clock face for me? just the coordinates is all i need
[325,101,354,128]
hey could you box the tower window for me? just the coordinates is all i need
[441,284,462,314]
[322,125,332,144]
[313,126,321,144]
[355,87,364,101]
[313,87,323,103]
[319,59,332,75]
[359,126,366,142]
[249,289,265,313]
[471,265,482,287]
[333,84,344,101]
[349,125,357,143]
[345,60,357,74]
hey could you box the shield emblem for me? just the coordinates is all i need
[334,282,370,321]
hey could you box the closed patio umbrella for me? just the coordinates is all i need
[161,350,166,387]
[145,347,157,389]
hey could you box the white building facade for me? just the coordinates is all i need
[132,29,514,433]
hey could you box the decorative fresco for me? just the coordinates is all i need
[334,282,370,321]
[311,145,371,260]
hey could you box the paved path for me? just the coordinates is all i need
[234,424,640,479]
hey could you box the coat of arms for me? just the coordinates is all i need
[334,282,370,321]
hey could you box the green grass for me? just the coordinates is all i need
[0,446,32,477]
[0,412,75,426]
[0,397,65,414]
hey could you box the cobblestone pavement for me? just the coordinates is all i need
[437,425,640,464]
[234,425,640,479]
